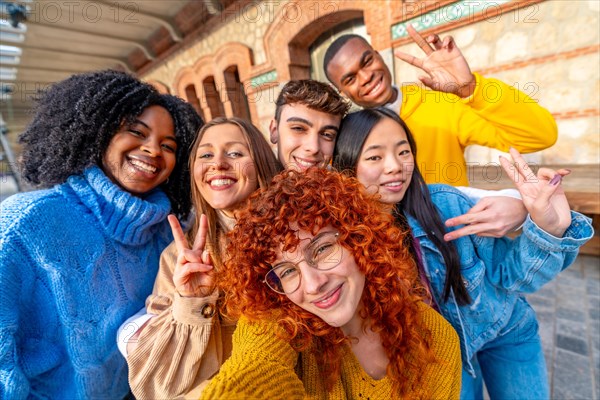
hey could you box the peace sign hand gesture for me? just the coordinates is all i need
[394,25,476,98]
[168,214,215,298]
[500,148,572,238]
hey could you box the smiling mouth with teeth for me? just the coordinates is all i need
[210,178,236,187]
[130,159,158,174]
[365,79,382,97]
[294,158,320,168]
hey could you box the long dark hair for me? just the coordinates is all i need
[333,107,470,305]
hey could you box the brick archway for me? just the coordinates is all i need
[173,67,199,100]
[172,43,257,122]
[262,2,389,81]
[214,43,258,122]
[173,67,204,118]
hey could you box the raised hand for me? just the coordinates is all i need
[499,148,572,237]
[394,24,476,98]
[168,214,215,298]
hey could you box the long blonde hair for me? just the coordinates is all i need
[187,117,282,268]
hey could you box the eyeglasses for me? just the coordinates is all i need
[264,231,343,295]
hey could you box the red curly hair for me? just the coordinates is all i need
[219,168,435,397]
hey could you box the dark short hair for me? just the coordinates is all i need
[323,34,370,83]
[274,79,350,122]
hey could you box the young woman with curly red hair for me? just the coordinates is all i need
[200,168,462,399]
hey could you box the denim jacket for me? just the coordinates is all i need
[407,185,594,375]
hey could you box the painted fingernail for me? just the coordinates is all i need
[549,174,562,186]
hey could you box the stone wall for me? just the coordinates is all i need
[391,0,599,165]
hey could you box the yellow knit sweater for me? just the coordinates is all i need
[200,304,461,399]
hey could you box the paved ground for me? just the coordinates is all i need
[527,254,600,400]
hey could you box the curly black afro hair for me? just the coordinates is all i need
[18,69,203,219]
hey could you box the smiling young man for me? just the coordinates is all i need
[323,26,558,187]
[269,78,527,240]
[269,79,350,171]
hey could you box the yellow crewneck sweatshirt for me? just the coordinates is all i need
[398,73,557,186]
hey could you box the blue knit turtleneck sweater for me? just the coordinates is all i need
[0,167,173,399]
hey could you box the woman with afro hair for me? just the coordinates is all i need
[200,168,463,399]
[0,70,202,399]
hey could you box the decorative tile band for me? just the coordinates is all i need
[251,70,277,87]
[391,0,511,40]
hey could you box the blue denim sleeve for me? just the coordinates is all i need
[484,211,594,293]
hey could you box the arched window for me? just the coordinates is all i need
[202,76,225,120]
[184,84,203,119]
[223,65,250,120]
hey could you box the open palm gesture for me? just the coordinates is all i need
[168,214,215,297]
[500,148,572,237]
[394,25,475,98]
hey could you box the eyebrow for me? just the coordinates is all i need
[339,49,372,83]
[286,117,313,127]
[321,125,340,133]
[363,140,409,152]
[308,231,336,246]
[273,231,337,265]
[131,119,177,142]
[197,141,248,148]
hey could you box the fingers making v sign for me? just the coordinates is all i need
[394,24,476,98]
[499,148,572,237]
[168,214,215,298]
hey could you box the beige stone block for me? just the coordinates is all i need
[558,118,589,140]
[530,23,557,57]
[464,44,491,71]
[568,54,600,82]
[450,25,477,48]
[560,16,599,50]
[535,62,565,86]
[546,118,599,164]
[477,14,505,42]
[544,117,600,164]
[579,130,600,162]
[551,0,579,20]
[541,85,585,112]
[255,49,266,65]
[494,31,529,63]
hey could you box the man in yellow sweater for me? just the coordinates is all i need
[323,25,558,187]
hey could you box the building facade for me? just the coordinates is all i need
[139,0,599,167]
